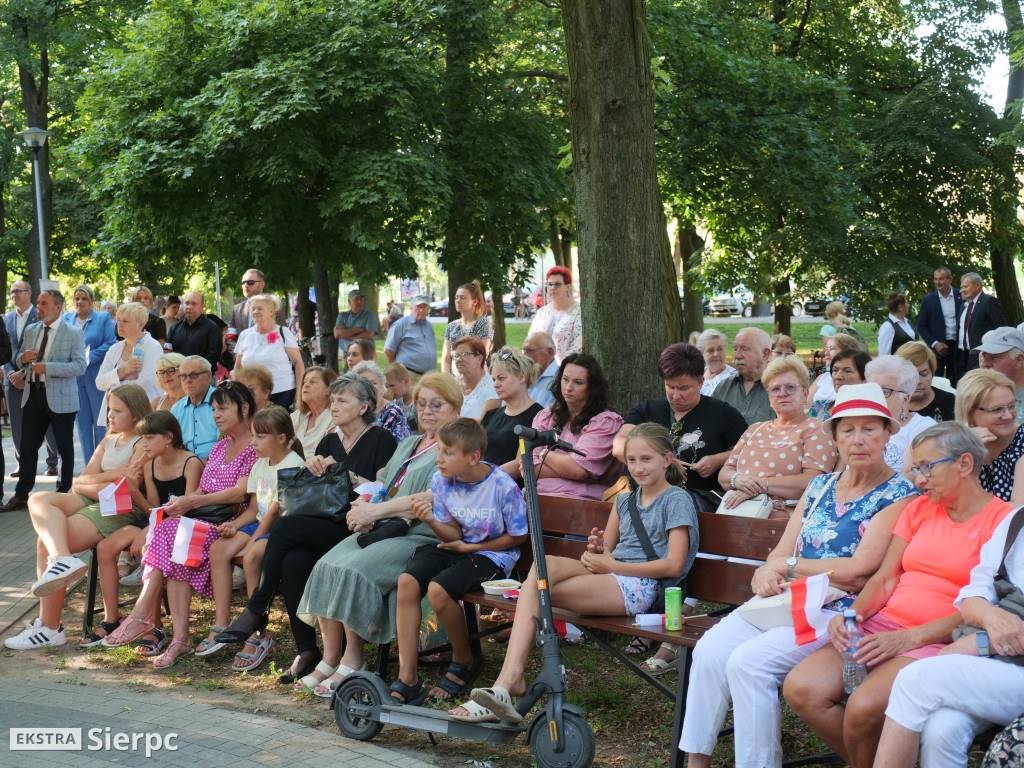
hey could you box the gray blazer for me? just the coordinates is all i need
[16,320,87,413]
[4,306,37,378]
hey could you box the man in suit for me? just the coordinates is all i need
[916,267,962,382]
[955,272,1007,381]
[0,289,86,511]
[166,291,223,368]
[228,269,288,354]
[4,281,58,480]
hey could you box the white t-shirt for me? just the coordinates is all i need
[884,413,936,473]
[235,326,299,393]
[246,451,306,520]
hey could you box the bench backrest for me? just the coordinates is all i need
[510,495,787,608]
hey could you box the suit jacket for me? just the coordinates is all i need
[62,309,116,377]
[959,292,1007,351]
[917,288,962,349]
[16,319,87,412]
[4,306,37,378]
[228,300,288,354]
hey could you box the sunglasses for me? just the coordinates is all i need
[242,279,261,287]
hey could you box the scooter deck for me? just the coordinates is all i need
[377,703,527,744]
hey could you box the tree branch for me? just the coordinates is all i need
[503,69,569,82]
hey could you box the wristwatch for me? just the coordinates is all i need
[786,556,798,580]
[977,630,991,658]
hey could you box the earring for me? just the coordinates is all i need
[900,410,908,422]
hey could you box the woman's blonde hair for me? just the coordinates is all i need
[249,293,282,313]
[955,369,1016,426]
[154,352,185,393]
[826,301,851,328]
[234,365,274,395]
[130,286,154,305]
[770,333,796,354]
[458,282,486,320]
[488,345,539,387]
[761,354,810,389]
[414,372,464,412]
[829,333,860,353]
[108,383,153,432]
[624,423,684,487]
[116,301,150,327]
[895,341,937,375]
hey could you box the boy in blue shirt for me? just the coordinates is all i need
[392,418,528,705]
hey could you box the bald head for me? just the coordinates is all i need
[523,331,556,370]
[733,327,772,382]
[183,291,205,323]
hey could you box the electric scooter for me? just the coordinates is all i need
[331,425,597,768]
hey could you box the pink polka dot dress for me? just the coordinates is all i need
[142,439,258,598]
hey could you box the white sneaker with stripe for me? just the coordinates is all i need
[4,618,67,650]
[31,555,88,597]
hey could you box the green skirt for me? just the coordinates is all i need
[78,500,148,538]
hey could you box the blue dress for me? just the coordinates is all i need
[62,309,116,458]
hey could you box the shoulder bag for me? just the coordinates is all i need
[277,461,355,525]
[717,422,775,519]
[187,503,240,525]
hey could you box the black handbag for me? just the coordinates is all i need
[276,461,355,524]
[626,489,687,613]
[187,504,238,524]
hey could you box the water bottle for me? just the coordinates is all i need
[841,608,867,693]
[132,338,145,361]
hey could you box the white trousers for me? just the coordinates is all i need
[885,655,1024,768]
[678,609,829,768]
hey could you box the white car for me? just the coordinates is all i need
[708,287,754,317]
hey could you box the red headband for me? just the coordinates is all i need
[831,399,893,420]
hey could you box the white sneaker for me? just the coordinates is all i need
[5,618,67,650]
[31,555,88,597]
[119,566,143,587]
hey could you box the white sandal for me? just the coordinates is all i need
[293,660,337,693]
[313,662,368,698]
[448,699,500,723]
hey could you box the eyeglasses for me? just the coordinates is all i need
[522,346,551,354]
[545,282,566,288]
[880,386,909,399]
[976,403,1018,417]
[9,289,28,295]
[768,384,800,397]
[451,352,481,360]
[156,367,179,377]
[178,371,211,381]
[241,280,261,287]
[415,399,448,412]
[909,456,955,479]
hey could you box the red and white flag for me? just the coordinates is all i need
[98,478,133,517]
[789,572,832,646]
[145,506,167,547]
[170,517,211,568]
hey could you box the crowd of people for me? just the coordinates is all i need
[4,263,1024,767]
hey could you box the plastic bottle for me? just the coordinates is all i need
[132,338,145,361]
[842,608,867,693]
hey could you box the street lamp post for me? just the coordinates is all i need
[16,127,53,281]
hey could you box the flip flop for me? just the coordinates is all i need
[469,686,523,724]
[448,699,500,723]
[313,662,368,699]
[233,634,274,673]
[640,654,680,676]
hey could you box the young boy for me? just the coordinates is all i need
[384,362,418,432]
[393,418,528,704]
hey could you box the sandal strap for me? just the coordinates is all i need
[389,678,423,702]
[433,674,465,697]
[445,661,471,679]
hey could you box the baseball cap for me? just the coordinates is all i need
[972,327,1024,355]
[411,295,430,306]
[348,289,364,300]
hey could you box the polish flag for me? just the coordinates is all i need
[98,478,133,516]
[170,518,211,568]
[789,572,833,646]
[145,507,167,547]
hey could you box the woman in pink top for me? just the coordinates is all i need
[525,353,623,500]
[783,421,1013,768]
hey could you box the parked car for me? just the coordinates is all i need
[428,299,449,318]
[708,286,754,317]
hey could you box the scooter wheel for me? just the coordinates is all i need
[333,674,386,741]
[528,710,595,768]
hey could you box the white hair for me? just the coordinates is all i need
[696,328,729,352]
[866,355,918,395]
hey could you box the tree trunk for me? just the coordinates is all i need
[773,280,792,336]
[549,217,565,268]
[359,280,379,339]
[312,261,338,371]
[296,283,315,342]
[446,265,465,323]
[991,0,1024,327]
[490,280,507,349]
[678,219,705,340]
[560,227,574,275]
[560,0,680,412]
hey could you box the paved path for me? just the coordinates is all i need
[0,679,434,767]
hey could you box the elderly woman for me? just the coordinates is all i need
[351,359,412,444]
[697,329,737,395]
[529,266,582,364]
[956,368,1024,505]
[104,382,259,667]
[480,346,543,475]
[720,355,838,518]
[129,286,167,346]
[345,338,377,371]
[151,352,186,411]
[293,372,463,697]
[771,333,797,359]
[63,285,117,458]
[808,333,862,420]
[442,282,493,373]
[525,353,624,500]
[95,302,164,427]
[896,341,955,423]
[216,374,397,677]
[234,365,273,413]
[291,366,338,456]
[784,422,1013,768]
[879,293,918,356]
[867,355,937,474]
[233,293,304,407]
[452,335,498,419]
[681,384,917,768]
[873,504,1024,768]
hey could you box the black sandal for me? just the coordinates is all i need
[389,678,424,705]
[431,657,485,703]
[277,650,323,685]
[80,617,123,648]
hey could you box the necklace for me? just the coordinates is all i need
[341,423,370,453]
[835,466,890,515]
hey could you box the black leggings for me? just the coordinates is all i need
[247,515,350,654]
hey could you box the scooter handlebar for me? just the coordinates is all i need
[514,425,587,457]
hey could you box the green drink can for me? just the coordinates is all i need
[664,587,683,630]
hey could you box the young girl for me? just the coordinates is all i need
[449,423,700,722]
[100,410,204,654]
[201,406,305,670]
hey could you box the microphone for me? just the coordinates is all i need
[514,425,587,457]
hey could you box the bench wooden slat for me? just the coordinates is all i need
[686,558,760,605]
[537,494,613,535]
[697,512,786,561]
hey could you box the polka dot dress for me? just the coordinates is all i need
[981,425,1024,503]
[142,439,258,598]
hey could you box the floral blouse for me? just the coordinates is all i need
[444,316,493,345]
[529,301,582,364]
[376,400,412,444]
